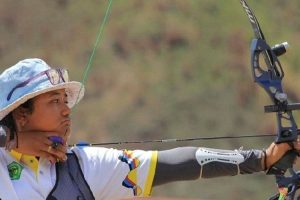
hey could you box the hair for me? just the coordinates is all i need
[0,99,34,137]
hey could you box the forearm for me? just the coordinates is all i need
[153,147,200,186]
[153,147,264,186]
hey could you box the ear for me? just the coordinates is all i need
[11,107,31,131]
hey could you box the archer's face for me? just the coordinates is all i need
[22,89,71,141]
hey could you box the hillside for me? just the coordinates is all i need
[1,0,300,199]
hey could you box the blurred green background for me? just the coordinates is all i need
[1,0,300,199]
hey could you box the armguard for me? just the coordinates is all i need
[195,147,263,178]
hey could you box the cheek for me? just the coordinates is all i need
[27,106,60,130]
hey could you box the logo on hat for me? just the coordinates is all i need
[7,161,23,180]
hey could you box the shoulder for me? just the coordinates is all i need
[69,147,122,164]
[69,147,157,169]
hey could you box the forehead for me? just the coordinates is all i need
[34,89,66,100]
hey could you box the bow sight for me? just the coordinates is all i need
[240,0,300,199]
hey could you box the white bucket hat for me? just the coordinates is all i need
[0,58,84,120]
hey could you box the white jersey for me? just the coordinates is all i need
[0,147,158,200]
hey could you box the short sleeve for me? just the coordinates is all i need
[71,147,158,200]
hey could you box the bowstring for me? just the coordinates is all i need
[74,0,113,107]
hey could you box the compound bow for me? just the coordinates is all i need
[240,0,300,199]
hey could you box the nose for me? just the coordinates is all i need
[62,103,71,117]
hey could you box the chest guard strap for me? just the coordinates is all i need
[47,152,95,200]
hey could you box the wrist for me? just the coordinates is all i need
[239,149,264,173]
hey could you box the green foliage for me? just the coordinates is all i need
[1,0,300,199]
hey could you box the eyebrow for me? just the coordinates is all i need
[47,91,67,97]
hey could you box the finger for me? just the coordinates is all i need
[46,145,67,162]
[48,138,67,153]
[39,145,56,158]
[40,138,67,160]
[47,145,52,153]
[43,138,53,147]
[293,139,300,150]
[37,151,57,164]
[43,137,67,149]
[54,144,67,154]
[37,143,63,161]
[40,148,66,162]
[49,144,67,159]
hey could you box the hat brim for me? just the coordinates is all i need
[0,81,84,120]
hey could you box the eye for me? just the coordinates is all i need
[52,99,60,103]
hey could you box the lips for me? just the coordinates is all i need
[61,119,71,126]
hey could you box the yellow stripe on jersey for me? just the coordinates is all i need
[143,150,158,196]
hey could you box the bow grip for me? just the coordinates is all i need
[266,150,298,175]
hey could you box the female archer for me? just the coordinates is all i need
[0,58,298,200]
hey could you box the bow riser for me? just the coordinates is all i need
[250,38,298,143]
